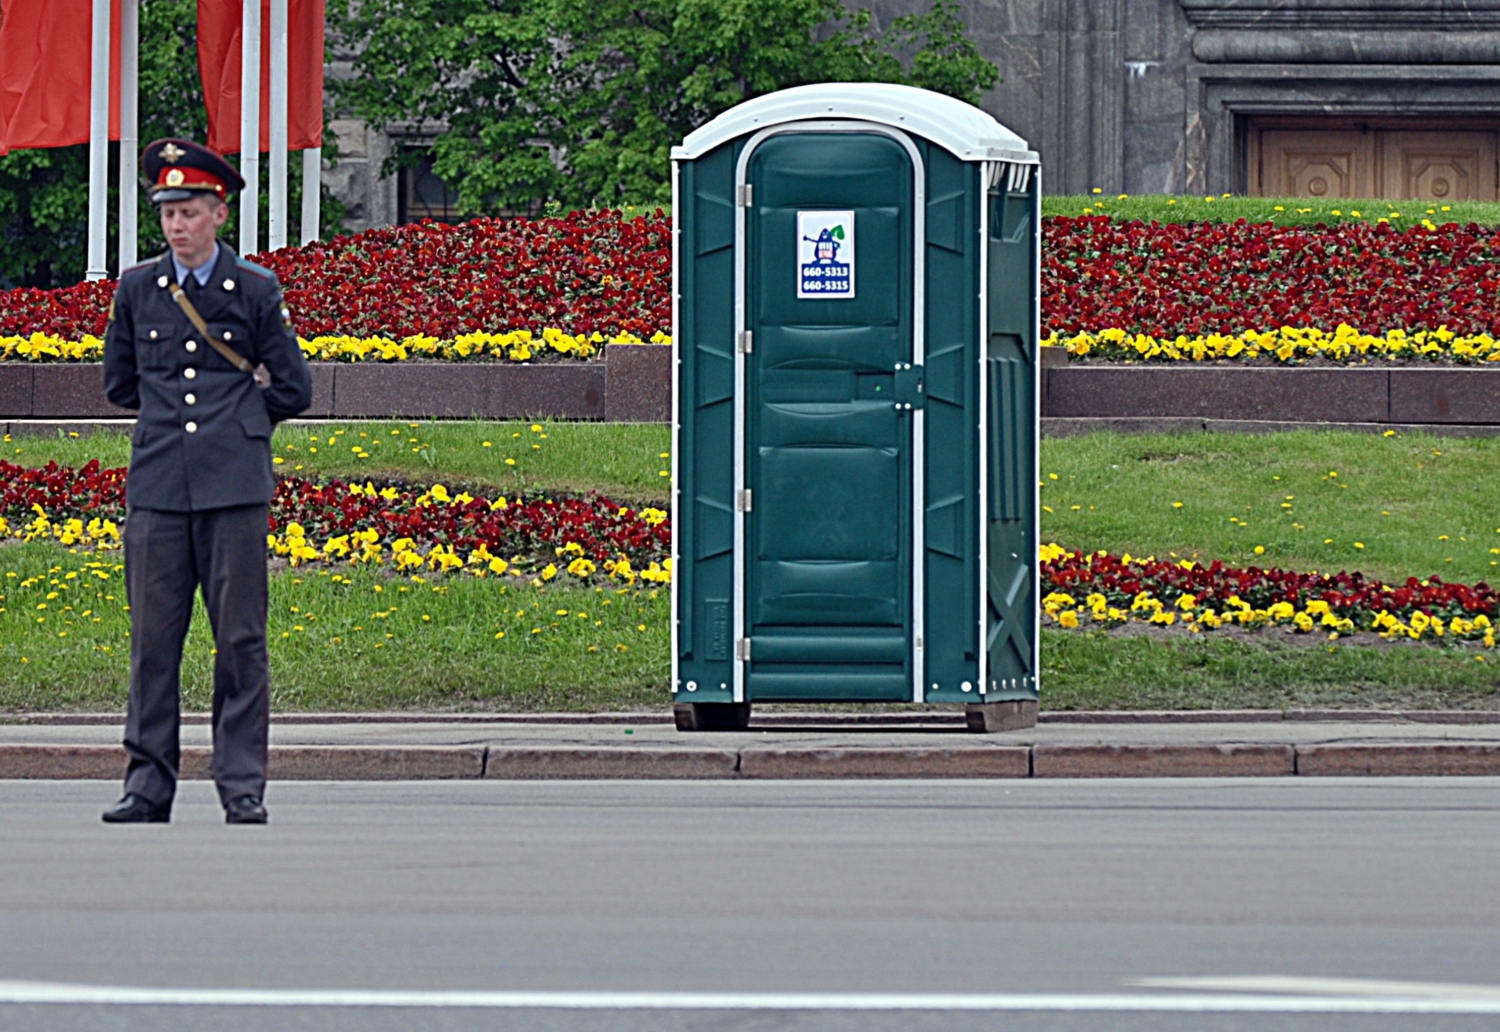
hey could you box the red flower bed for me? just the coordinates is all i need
[0,458,670,571]
[0,209,671,341]
[1042,216,1500,338]
[1043,544,1498,625]
[0,459,127,522]
[270,477,670,567]
[7,212,1498,344]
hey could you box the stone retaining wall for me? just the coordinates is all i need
[7,349,1498,433]
[0,344,671,423]
[1042,359,1500,428]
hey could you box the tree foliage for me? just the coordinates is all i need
[331,0,998,214]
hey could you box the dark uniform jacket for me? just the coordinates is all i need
[104,245,313,512]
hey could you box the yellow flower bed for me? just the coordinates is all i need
[0,329,671,364]
[1043,586,1495,646]
[267,521,672,586]
[0,335,107,361]
[0,511,121,550]
[1043,324,1500,364]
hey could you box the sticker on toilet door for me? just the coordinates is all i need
[797,210,855,299]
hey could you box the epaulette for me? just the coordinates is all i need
[119,255,165,279]
[234,255,279,284]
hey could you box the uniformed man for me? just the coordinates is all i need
[101,139,313,825]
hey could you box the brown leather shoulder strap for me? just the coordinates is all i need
[167,281,255,374]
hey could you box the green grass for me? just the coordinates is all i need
[1042,193,1500,228]
[1040,630,1498,710]
[8,419,672,505]
[6,425,1499,712]
[1039,430,1500,587]
[4,532,1492,712]
[0,540,668,712]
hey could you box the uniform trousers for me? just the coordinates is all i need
[123,504,270,807]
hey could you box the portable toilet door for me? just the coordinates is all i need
[670,83,1041,731]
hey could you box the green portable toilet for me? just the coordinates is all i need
[669,83,1040,733]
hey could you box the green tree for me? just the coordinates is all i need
[331,0,998,214]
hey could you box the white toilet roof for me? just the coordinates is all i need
[672,83,1037,164]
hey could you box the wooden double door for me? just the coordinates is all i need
[1250,121,1499,201]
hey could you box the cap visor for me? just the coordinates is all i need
[151,186,226,203]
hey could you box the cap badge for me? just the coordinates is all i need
[165,168,185,187]
[159,142,186,163]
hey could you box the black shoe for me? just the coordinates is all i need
[224,795,268,825]
[102,793,170,824]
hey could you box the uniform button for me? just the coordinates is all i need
[149,330,158,340]
[184,393,197,405]
[185,421,198,433]
[223,330,233,340]
[185,340,198,353]
[183,367,196,379]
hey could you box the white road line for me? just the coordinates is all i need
[0,983,1499,1013]
[1133,976,1500,1000]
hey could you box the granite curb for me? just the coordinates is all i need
[5,741,1500,780]
[7,709,1498,726]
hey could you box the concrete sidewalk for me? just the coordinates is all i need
[2,711,1499,779]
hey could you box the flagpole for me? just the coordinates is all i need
[301,147,321,244]
[85,0,111,281]
[117,0,139,271]
[239,0,262,255]
[268,0,288,250]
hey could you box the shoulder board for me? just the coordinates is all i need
[119,256,164,279]
[234,256,278,283]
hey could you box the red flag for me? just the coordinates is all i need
[0,0,123,154]
[199,0,324,154]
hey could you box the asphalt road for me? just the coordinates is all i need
[1,778,1498,1031]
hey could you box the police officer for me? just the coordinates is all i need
[101,139,313,825]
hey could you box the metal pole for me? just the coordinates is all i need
[239,0,262,255]
[85,0,111,281]
[268,0,288,250]
[117,0,139,271]
[300,146,321,244]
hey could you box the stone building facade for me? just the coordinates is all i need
[327,0,1500,231]
[879,0,1500,200]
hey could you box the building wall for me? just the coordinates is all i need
[326,0,1500,228]
[862,0,1500,197]
[1182,0,1500,197]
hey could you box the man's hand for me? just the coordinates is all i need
[253,363,272,389]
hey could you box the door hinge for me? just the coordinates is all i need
[736,638,752,661]
[737,330,753,354]
[736,489,753,512]
[737,184,753,207]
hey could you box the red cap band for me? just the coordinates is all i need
[156,165,227,196]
